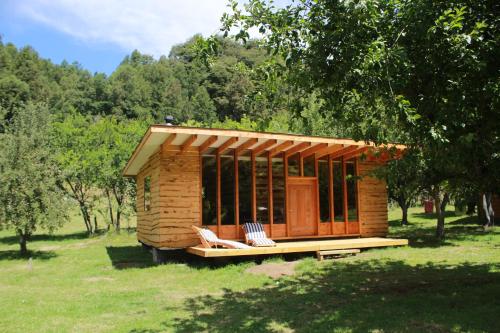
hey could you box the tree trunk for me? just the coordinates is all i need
[433,189,449,240]
[18,229,28,255]
[105,189,115,228]
[397,197,409,225]
[94,215,98,232]
[482,192,495,228]
[116,209,121,233]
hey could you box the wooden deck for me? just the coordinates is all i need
[186,237,408,257]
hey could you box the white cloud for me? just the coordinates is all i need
[14,0,231,57]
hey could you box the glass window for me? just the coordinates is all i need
[318,159,330,222]
[238,158,252,223]
[272,156,285,224]
[144,176,151,212]
[346,162,358,221]
[201,156,217,225]
[303,156,316,176]
[288,153,300,176]
[333,161,344,222]
[255,158,268,223]
[220,155,235,225]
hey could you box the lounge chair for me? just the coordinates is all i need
[242,222,276,247]
[192,226,251,249]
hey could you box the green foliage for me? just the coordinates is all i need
[0,103,69,253]
[222,0,500,237]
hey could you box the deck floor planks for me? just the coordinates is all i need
[186,237,408,257]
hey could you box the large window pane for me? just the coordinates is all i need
[288,153,300,176]
[255,159,268,223]
[333,161,344,222]
[303,156,315,176]
[346,162,358,221]
[318,160,330,222]
[220,155,235,225]
[201,156,217,225]
[272,157,285,224]
[238,158,252,223]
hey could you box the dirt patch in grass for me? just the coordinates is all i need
[246,260,300,279]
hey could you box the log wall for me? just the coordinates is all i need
[357,161,389,237]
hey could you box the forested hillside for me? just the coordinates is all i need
[0,35,343,135]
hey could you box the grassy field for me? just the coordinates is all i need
[0,207,499,333]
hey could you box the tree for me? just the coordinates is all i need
[372,150,423,225]
[0,104,68,254]
[52,113,99,235]
[220,0,500,238]
[89,117,146,232]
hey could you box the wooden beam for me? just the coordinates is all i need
[234,138,258,155]
[269,140,294,157]
[342,147,370,161]
[178,134,197,154]
[329,146,359,160]
[284,154,289,237]
[198,135,218,154]
[284,142,311,157]
[160,133,177,150]
[217,137,238,155]
[252,139,277,156]
[300,143,328,158]
[315,144,344,159]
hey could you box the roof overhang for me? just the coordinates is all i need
[122,125,406,177]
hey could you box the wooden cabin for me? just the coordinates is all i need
[123,125,405,250]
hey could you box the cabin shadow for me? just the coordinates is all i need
[105,244,309,270]
[135,260,500,333]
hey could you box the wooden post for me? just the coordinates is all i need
[251,152,257,222]
[267,151,274,237]
[355,158,361,233]
[342,157,348,234]
[234,150,239,234]
[315,157,320,235]
[216,152,221,235]
[328,155,334,234]
[284,154,289,237]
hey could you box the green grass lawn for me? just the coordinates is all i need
[0,207,499,333]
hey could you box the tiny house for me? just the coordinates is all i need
[123,125,404,250]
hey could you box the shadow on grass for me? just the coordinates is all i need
[389,215,496,248]
[0,231,91,245]
[105,245,306,270]
[132,260,500,333]
[0,250,57,261]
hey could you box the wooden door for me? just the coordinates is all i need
[287,177,318,237]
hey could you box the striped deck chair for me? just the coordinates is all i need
[192,226,251,249]
[242,222,276,247]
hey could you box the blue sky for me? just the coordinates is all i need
[0,0,244,75]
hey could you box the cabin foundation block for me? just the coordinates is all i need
[316,248,361,261]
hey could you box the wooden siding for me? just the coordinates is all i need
[358,161,388,237]
[136,150,161,246]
